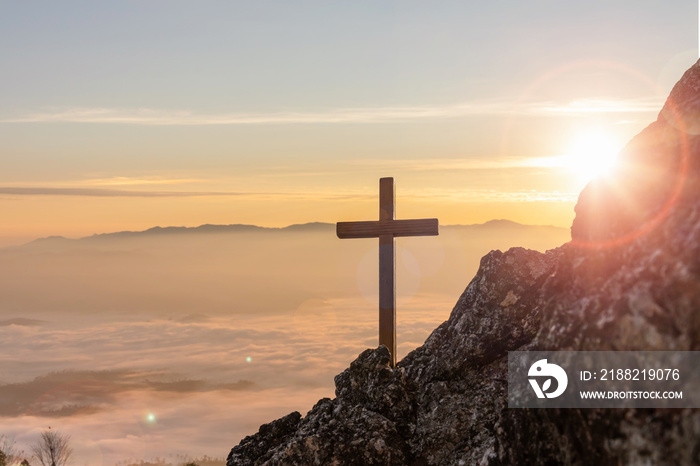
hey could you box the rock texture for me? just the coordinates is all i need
[227,60,700,465]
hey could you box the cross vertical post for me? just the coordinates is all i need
[336,177,439,367]
[378,177,396,366]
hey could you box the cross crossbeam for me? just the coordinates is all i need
[336,177,439,367]
[337,218,439,239]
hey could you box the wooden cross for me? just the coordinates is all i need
[337,177,439,367]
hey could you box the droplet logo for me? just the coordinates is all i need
[528,359,568,399]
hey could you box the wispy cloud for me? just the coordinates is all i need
[0,185,577,203]
[79,176,207,187]
[0,187,246,197]
[341,154,606,173]
[0,186,380,201]
[1,98,662,126]
[535,98,663,115]
[403,188,579,203]
[342,157,533,171]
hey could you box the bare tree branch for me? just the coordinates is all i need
[30,430,73,466]
[0,434,20,466]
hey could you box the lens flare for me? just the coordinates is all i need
[565,129,622,183]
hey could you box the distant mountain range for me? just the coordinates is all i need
[14,219,567,249]
[0,219,569,317]
[23,222,334,244]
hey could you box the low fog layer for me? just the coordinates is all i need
[0,222,566,317]
[0,221,567,464]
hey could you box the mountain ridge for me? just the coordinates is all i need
[11,220,567,250]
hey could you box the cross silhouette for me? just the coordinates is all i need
[337,177,439,366]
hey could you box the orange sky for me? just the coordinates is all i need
[0,2,697,246]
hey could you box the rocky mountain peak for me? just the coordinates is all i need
[571,60,700,246]
[662,57,700,127]
[226,61,700,465]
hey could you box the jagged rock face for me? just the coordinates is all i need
[227,61,700,465]
[228,347,414,465]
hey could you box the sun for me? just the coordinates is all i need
[526,127,624,188]
[563,129,622,184]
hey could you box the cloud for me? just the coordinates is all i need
[342,157,550,171]
[0,318,44,327]
[0,186,382,200]
[0,368,257,417]
[0,187,247,198]
[0,98,662,126]
[0,370,132,417]
[535,98,662,115]
[0,187,257,198]
[79,177,207,187]
[0,304,401,462]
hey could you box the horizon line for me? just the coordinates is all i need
[7,219,569,248]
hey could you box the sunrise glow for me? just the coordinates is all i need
[564,129,622,183]
[0,2,696,465]
[527,128,624,189]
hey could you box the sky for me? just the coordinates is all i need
[1,2,698,464]
[0,1,697,247]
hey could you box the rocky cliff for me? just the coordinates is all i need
[227,60,700,465]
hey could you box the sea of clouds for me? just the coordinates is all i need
[0,295,453,465]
